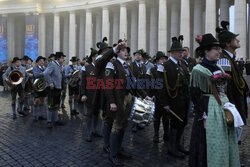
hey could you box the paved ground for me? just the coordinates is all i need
[0,76,249,167]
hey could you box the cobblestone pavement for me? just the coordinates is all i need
[0,76,249,167]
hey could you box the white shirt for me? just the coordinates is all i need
[169,56,178,64]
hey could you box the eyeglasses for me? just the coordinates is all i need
[211,46,222,51]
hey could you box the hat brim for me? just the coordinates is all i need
[196,42,222,52]
[36,57,46,63]
[118,46,130,53]
[168,48,186,52]
[98,47,112,55]
[12,59,22,63]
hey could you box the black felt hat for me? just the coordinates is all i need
[70,56,78,62]
[195,33,221,51]
[216,21,239,45]
[168,35,185,52]
[55,52,66,59]
[12,57,22,63]
[155,51,168,61]
[48,53,55,59]
[36,56,46,63]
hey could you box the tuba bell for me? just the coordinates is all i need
[33,78,47,92]
[69,70,80,87]
[9,70,24,85]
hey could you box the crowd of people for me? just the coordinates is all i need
[1,20,249,167]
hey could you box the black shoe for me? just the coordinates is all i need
[168,150,185,159]
[177,146,189,155]
[18,111,27,116]
[73,110,79,115]
[12,114,17,120]
[47,122,52,129]
[153,135,159,143]
[54,121,65,126]
[118,150,132,159]
[109,155,123,166]
[33,118,38,123]
[38,117,47,121]
[103,146,111,154]
[86,134,92,142]
[92,131,102,137]
[163,135,169,143]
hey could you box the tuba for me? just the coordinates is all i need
[9,70,24,85]
[69,70,80,87]
[129,97,155,125]
[33,78,47,92]
[3,70,24,90]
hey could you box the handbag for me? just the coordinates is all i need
[211,86,234,126]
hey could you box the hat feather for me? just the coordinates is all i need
[102,37,108,43]
[221,21,229,31]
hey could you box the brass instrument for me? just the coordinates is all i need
[26,67,33,73]
[9,70,24,85]
[24,67,34,93]
[69,70,80,87]
[129,97,155,124]
[33,78,47,92]
[3,70,24,90]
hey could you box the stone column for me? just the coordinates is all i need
[205,0,216,36]
[180,0,190,48]
[102,7,110,43]
[63,14,69,62]
[193,0,203,51]
[234,0,247,60]
[150,6,158,56]
[85,9,93,56]
[219,0,230,22]
[38,13,46,57]
[112,12,119,44]
[138,0,147,50]
[95,14,102,45]
[170,1,180,37]
[130,7,138,55]
[69,11,76,60]
[158,0,167,53]
[53,12,60,53]
[7,15,15,61]
[79,12,85,60]
[120,4,127,39]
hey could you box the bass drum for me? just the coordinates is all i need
[128,97,155,125]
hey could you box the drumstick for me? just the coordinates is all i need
[168,109,183,122]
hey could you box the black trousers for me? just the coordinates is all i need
[11,84,24,105]
[48,88,61,110]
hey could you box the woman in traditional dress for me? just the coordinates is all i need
[188,33,240,167]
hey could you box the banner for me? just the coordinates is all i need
[0,17,8,63]
[25,15,38,61]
